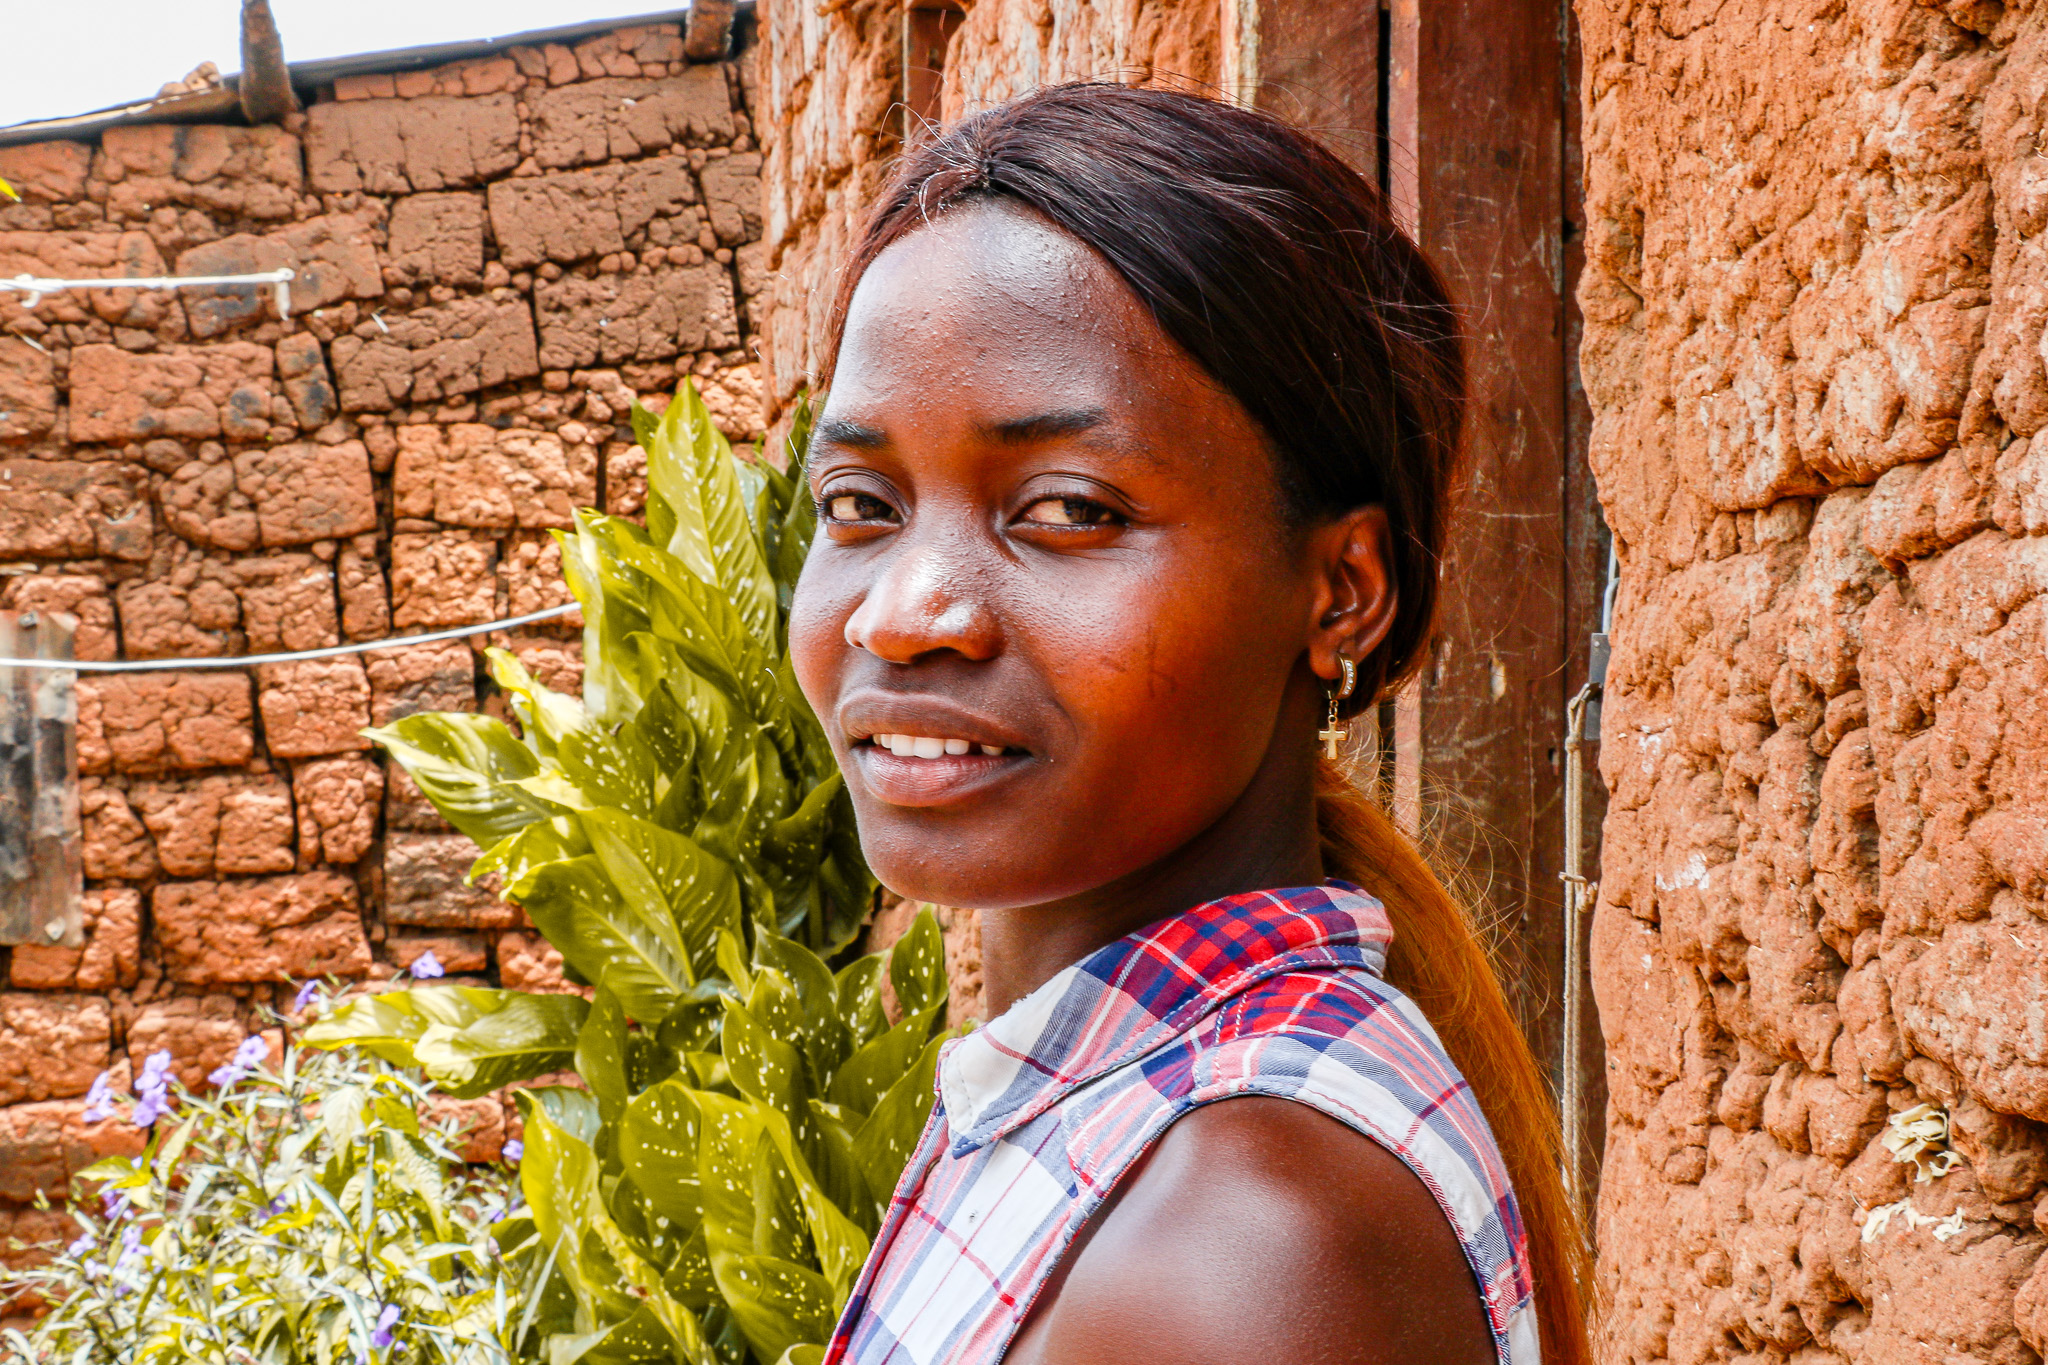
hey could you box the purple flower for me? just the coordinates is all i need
[409,950,445,980]
[131,1050,175,1128]
[81,1071,116,1123]
[208,1035,270,1089]
[292,979,320,1014]
[370,1303,402,1348]
[501,1139,523,1164]
[66,1232,93,1258]
[101,1190,129,1221]
[116,1225,142,1270]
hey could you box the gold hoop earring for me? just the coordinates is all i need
[1319,655,1358,759]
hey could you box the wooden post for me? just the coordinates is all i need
[902,0,966,142]
[1383,0,1606,1198]
[238,0,300,125]
[0,610,82,949]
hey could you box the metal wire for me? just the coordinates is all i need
[0,267,296,318]
[0,603,579,672]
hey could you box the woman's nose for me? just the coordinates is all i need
[843,531,1001,665]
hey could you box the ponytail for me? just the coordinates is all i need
[1317,765,1592,1365]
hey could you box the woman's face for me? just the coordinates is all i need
[791,202,1367,911]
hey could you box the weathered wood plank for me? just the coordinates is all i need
[1385,0,1606,1187]
[0,610,82,948]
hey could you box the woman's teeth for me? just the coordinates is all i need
[871,734,1005,758]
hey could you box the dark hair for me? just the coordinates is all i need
[822,81,1466,716]
[821,82,1591,1365]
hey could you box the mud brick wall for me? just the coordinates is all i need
[1580,2,2048,1363]
[0,20,766,1275]
[751,0,1217,409]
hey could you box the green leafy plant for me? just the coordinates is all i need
[309,384,954,1364]
[1,1004,525,1365]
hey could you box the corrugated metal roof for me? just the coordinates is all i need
[0,4,752,150]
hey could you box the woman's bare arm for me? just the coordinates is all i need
[1004,1096,1499,1365]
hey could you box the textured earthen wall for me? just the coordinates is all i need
[752,0,1217,408]
[1580,2,2048,1361]
[0,20,765,1275]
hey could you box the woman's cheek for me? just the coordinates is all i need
[786,565,851,736]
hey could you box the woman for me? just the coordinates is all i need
[789,83,1588,1365]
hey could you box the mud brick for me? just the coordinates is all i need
[231,440,377,546]
[385,830,517,928]
[304,94,520,194]
[0,1099,144,1204]
[499,532,582,624]
[0,993,111,1105]
[385,765,455,834]
[366,640,476,726]
[422,1092,508,1162]
[486,156,696,269]
[159,451,260,551]
[339,535,392,640]
[78,673,254,774]
[386,191,486,284]
[98,123,303,221]
[500,634,583,698]
[331,297,539,411]
[68,343,275,444]
[535,260,738,369]
[275,332,338,429]
[234,554,340,652]
[394,422,596,530]
[0,335,56,442]
[0,139,91,203]
[0,460,152,561]
[126,994,247,1089]
[389,932,487,975]
[293,756,383,865]
[699,150,762,245]
[0,229,173,331]
[257,657,373,758]
[390,531,497,628]
[152,873,371,984]
[114,564,240,659]
[130,773,295,877]
[175,214,380,337]
[529,71,734,169]
[79,780,156,880]
[7,887,141,991]
[497,929,584,995]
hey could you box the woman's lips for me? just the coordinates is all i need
[850,743,1028,808]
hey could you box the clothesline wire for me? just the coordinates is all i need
[0,603,579,672]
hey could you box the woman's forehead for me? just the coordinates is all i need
[836,203,1176,380]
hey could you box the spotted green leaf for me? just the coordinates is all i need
[367,712,543,849]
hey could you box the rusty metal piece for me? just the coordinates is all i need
[0,610,82,948]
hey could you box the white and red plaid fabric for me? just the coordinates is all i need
[824,881,1539,1365]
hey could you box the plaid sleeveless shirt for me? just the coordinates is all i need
[824,882,1540,1365]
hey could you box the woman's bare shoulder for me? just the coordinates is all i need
[1004,1095,1497,1365]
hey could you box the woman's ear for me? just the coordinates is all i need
[1307,506,1398,684]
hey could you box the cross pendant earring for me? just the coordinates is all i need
[1319,654,1359,760]
[1320,702,1348,759]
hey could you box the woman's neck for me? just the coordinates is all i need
[974,708,1327,1017]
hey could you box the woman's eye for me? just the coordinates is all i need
[822,492,896,523]
[1019,496,1120,527]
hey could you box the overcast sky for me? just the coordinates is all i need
[2,1,684,128]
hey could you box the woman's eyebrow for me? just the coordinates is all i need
[979,407,1109,444]
[814,416,889,448]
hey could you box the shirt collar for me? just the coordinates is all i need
[937,881,1391,1155]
